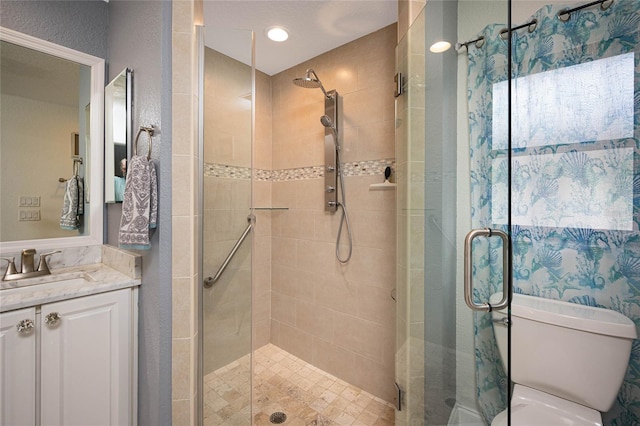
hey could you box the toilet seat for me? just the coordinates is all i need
[490,385,602,426]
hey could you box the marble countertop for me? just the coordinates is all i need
[0,263,141,313]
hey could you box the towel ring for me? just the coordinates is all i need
[60,157,83,182]
[134,126,154,159]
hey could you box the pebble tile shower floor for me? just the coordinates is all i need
[203,344,395,425]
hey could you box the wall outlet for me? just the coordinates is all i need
[19,196,40,207]
[19,210,41,221]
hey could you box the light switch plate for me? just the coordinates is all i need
[19,196,40,207]
[19,210,41,221]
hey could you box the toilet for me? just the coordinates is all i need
[490,292,637,426]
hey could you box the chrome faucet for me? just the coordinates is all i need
[1,249,61,281]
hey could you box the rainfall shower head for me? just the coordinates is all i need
[292,71,321,89]
[292,69,331,99]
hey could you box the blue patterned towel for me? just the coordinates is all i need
[118,155,158,250]
[60,175,84,230]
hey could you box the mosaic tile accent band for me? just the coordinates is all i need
[269,166,324,181]
[204,159,396,181]
[203,163,252,179]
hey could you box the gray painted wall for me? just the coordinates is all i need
[0,0,108,59]
[107,1,172,425]
[1,2,172,424]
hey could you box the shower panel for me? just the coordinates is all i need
[323,90,340,212]
[293,69,340,212]
[292,69,352,263]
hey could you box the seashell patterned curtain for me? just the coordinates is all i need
[465,1,640,424]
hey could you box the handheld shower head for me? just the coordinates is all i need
[320,115,340,150]
[292,69,331,99]
[320,115,334,129]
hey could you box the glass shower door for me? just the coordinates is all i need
[395,0,511,424]
[201,28,254,425]
[397,1,640,425]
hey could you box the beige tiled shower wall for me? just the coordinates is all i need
[398,0,427,41]
[203,48,252,169]
[270,23,398,403]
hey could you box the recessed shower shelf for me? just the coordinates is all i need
[254,207,289,211]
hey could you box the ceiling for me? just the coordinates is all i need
[203,1,398,76]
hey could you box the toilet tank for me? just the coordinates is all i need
[491,293,637,412]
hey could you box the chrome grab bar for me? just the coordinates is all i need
[204,214,254,288]
[463,228,510,311]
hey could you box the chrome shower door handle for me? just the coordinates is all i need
[463,228,510,311]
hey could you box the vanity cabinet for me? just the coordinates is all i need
[0,288,137,426]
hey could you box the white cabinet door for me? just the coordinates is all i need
[40,289,132,426]
[0,307,36,426]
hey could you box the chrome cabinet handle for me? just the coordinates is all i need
[463,228,510,311]
[44,312,61,327]
[16,319,35,335]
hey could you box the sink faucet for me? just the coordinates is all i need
[1,249,61,281]
[20,249,37,273]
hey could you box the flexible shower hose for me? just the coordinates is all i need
[335,149,353,263]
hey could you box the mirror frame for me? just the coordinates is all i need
[105,68,132,204]
[0,27,104,253]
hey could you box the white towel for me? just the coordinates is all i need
[118,155,158,250]
[60,175,84,230]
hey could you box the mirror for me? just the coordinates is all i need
[0,27,104,252]
[105,68,132,203]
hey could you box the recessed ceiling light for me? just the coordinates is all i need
[430,41,452,53]
[266,26,289,42]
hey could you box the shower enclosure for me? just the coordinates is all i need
[201,13,399,422]
[199,0,640,424]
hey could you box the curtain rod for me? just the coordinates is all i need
[558,0,613,22]
[456,0,614,50]
[455,36,485,51]
[499,20,538,39]
[456,18,536,51]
